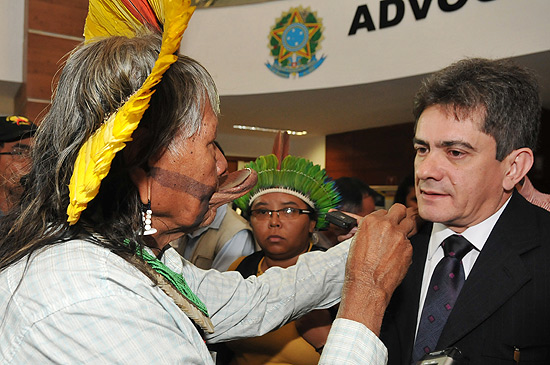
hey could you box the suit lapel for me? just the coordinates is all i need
[437,192,539,348]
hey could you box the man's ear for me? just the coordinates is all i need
[502,148,534,191]
[129,167,149,205]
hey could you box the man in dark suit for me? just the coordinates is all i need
[380,58,550,364]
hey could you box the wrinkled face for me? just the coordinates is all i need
[250,192,316,261]
[148,103,227,233]
[0,137,33,200]
[414,105,510,233]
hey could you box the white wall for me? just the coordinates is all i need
[181,0,550,165]
[181,0,550,96]
[217,132,326,167]
[0,0,26,114]
[0,0,25,84]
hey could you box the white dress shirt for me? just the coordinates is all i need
[415,197,511,336]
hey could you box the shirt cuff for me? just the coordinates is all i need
[319,318,388,364]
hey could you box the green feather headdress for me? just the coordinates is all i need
[234,154,341,229]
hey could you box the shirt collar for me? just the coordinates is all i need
[427,195,512,260]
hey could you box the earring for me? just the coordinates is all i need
[141,179,157,235]
[141,200,157,235]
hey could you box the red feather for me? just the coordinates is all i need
[120,0,162,31]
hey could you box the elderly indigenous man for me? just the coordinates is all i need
[0,115,36,215]
[0,0,415,363]
[380,58,550,364]
[171,143,255,271]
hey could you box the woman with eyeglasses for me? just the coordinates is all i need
[218,154,341,365]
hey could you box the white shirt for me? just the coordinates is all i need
[415,197,511,335]
[0,236,387,364]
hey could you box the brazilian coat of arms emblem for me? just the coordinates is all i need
[266,7,326,78]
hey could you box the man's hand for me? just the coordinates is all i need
[337,203,414,336]
[336,206,421,242]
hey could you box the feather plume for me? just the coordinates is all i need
[234,154,341,229]
[67,0,195,224]
[120,0,162,31]
[271,131,289,169]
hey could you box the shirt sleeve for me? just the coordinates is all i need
[320,318,388,365]
[170,239,351,343]
[210,229,255,271]
[167,238,389,363]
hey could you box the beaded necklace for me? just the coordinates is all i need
[123,239,214,333]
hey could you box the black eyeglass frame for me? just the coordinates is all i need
[250,207,312,220]
[0,145,31,157]
[0,151,28,156]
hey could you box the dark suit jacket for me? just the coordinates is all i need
[380,192,550,364]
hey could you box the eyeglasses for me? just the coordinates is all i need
[0,146,30,159]
[250,207,312,220]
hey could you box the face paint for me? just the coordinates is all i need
[150,166,217,202]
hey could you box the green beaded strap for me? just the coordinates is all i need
[85,229,213,332]
[124,239,209,316]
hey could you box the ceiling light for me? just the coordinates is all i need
[233,124,307,136]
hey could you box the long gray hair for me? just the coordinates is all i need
[0,31,219,270]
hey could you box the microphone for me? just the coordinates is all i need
[417,347,465,364]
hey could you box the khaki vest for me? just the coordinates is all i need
[171,207,253,269]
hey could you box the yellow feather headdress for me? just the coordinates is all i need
[66,0,195,225]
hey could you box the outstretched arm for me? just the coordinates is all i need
[321,204,415,363]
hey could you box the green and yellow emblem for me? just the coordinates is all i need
[266,7,326,78]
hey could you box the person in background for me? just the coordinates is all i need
[171,142,255,271]
[0,1,416,363]
[222,154,340,365]
[380,58,550,364]
[171,203,255,270]
[393,173,417,209]
[0,115,36,216]
[315,176,380,249]
[335,177,381,215]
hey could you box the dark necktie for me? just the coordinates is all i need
[412,234,473,362]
